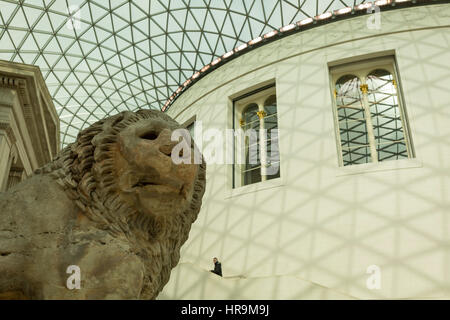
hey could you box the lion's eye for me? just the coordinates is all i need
[141,131,159,140]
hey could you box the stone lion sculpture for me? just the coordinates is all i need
[0,109,206,299]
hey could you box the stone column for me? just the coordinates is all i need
[0,124,13,192]
[6,166,23,190]
[0,61,59,192]
[360,82,378,163]
[256,107,267,181]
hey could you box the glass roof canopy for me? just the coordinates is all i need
[0,0,370,147]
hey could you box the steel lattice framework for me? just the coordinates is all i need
[0,0,418,146]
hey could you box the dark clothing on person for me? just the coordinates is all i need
[210,261,222,277]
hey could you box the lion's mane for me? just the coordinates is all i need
[35,109,206,299]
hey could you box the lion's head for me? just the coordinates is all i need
[37,109,206,298]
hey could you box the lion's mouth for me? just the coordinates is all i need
[133,181,159,188]
[132,178,187,198]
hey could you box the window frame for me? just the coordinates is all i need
[181,114,197,141]
[329,56,415,167]
[232,83,280,189]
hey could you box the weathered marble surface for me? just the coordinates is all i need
[0,110,206,299]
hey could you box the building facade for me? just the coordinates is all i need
[160,3,450,299]
[0,61,59,191]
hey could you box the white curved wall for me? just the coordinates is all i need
[160,3,450,299]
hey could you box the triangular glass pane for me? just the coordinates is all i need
[19,52,38,64]
[132,0,149,15]
[89,2,109,22]
[9,7,27,28]
[56,35,74,52]
[1,32,15,50]
[149,1,166,15]
[95,14,113,31]
[0,2,19,24]
[111,14,129,31]
[149,16,165,36]
[47,11,68,31]
[43,52,60,67]
[34,13,53,33]
[9,29,28,48]
[23,5,44,27]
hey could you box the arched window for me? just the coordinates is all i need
[331,58,413,167]
[366,69,408,162]
[233,86,280,188]
[264,95,280,180]
[335,74,371,165]
[242,103,261,185]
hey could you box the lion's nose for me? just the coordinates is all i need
[140,128,177,157]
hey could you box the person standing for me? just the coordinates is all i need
[210,257,222,277]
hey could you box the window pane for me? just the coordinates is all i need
[265,139,280,178]
[335,75,370,165]
[264,115,278,131]
[377,141,408,162]
[243,103,259,124]
[242,103,260,172]
[243,121,260,131]
[235,87,280,187]
[367,69,408,162]
[244,167,262,185]
[264,95,277,116]
[339,120,370,152]
[266,167,281,180]
[342,146,372,166]
[245,138,260,170]
[264,95,280,179]
[336,75,364,108]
